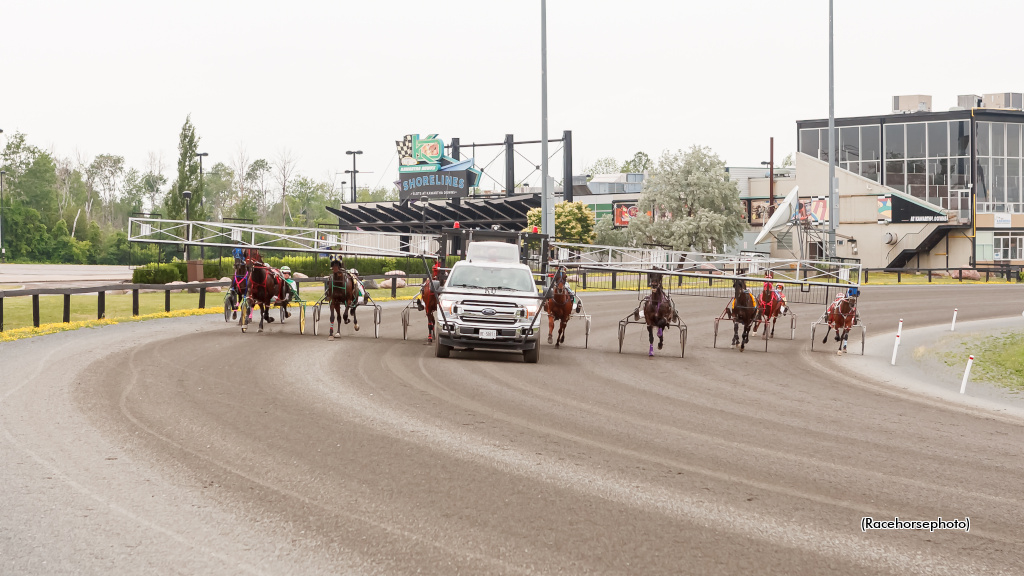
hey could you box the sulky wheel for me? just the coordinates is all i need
[680,326,687,358]
[299,306,306,334]
[401,307,410,340]
[312,305,320,336]
[223,293,233,322]
[241,300,251,333]
[373,307,381,339]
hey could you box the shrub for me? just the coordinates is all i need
[132,263,181,284]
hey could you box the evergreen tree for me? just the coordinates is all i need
[165,115,205,221]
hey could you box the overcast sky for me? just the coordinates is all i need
[3,0,1023,193]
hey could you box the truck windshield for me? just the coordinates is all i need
[447,265,536,293]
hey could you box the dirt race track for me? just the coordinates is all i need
[2,285,1023,575]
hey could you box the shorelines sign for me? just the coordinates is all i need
[400,171,472,197]
[395,133,482,199]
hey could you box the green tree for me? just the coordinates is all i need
[3,204,51,261]
[202,162,235,220]
[621,151,652,174]
[582,156,620,178]
[18,152,60,226]
[524,201,596,243]
[627,146,745,252]
[244,159,272,218]
[780,153,794,168]
[90,154,125,225]
[595,214,632,247]
[356,186,398,203]
[165,115,204,221]
[0,131,42,187]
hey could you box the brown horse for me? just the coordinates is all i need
[637,271,675,357]
[753,281,783,339]
[326,263,359,340]
[246,254,287,333]
[728,278,760,352]
[416,263,447,342]
[822,292,858,354]
[546,266,573,347]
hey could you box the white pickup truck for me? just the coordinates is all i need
[433,241,546,363]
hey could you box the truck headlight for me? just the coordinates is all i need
[521,304,540,319]
[440,300,456,314]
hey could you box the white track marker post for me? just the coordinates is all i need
[951,308,958,331]
[891,319,903,366]
[960,355,975,394]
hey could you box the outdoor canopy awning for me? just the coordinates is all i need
[325,194,541,234]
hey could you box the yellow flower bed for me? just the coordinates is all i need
[0,308,221,343]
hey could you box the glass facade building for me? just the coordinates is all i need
[797,109,1024,216]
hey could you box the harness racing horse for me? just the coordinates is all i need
[228,259,250,322]
[728,279,760,352]
[822,292,858,354]
[753,281,783,339]
[246,251,288,333]
[416,263,447,343]
[636,271,675,357]
[326,264,360,340]
[546,266,574,347]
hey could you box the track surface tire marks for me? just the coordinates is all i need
[1,285,1022,575]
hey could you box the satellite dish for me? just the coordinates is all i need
[754,185,800,246]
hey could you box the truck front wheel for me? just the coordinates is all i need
[523,344,539,364]
[435,338,451,358]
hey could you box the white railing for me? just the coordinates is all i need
[549,242,861,287]
[129,218,439,259]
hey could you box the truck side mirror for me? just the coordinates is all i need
[430,280,441,294]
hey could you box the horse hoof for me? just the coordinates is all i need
[258,328,263,333]
[344,319,350,325]
[547,335,553,344]
[232,312,237,320]
[354,324,359,331]
[658,342,663,350]
[555,342,560,348]
[328,336,334,341]
[837,350,843,356]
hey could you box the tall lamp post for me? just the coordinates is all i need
[345,150,363,203]
[0,168,6,263]
[182,189,192,261]
[195,152,208,258]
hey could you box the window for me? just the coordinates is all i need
[927,122,947,157]
[1009,159,1021,205]
[800,129,819,158]
[951,121,970,156]
[906,123,926,158]
[886,160,905,190]
[862,161,879,182]
[1009,124,1021,157]
[978,122,990,156]
[885,124,905,159]
[993,233,1023,260]
[951,158,971,188]
[861,126,881,161]
[840,126,860,161]
[993,123,1006,157]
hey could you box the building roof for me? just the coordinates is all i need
[324,194,540,234]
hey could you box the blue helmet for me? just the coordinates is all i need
[848,286,861,297]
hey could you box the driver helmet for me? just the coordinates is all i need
[848,286,860,297]
[776,283,785,291]
[280,265,291,275]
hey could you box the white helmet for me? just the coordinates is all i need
[280,266,291,274]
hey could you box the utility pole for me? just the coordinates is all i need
[540,0,554,238]
[827,0,838,258]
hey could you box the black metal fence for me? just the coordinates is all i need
[862,267,1022,284]
[0,274,428,332]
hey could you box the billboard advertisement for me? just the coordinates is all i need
[614,201,641,227]
[396,134,482,200]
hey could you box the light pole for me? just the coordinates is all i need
[827,0,837,258]
[182,189,192,261]
[0,168,6,263]
[345,150,363,203]
[420,196,429,235]
[195,152,208,258]
[540,0,554,238]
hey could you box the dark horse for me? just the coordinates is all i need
[326,262,360,340]
[546,266,573,347]
[753,281,783,339]
[822,290,858,354]
[246,250,288,333]
[228,259,250,322]
[636,271,675,357]
[728,278,760,352]
[416,262,446,342]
